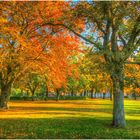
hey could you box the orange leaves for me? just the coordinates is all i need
[39,29,80,89]
[0,1,82,91]
[31,1,68,27]
[124,62,140,94]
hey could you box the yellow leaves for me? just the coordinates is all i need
[0,17,8,24]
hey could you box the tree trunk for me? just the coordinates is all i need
[111,64,126,127]
[0,84,11,109]
[110,92,112,101]
[110,87,113,101]
[71,89,74,96]
[94,92,96,98]
[21,89,24,96]
[103,92,106,99]
[84,90,87,97]
[87,90,89,96]
[90,89,94,99]
[31,91,35,101]
[26,90,29,97]
[45,86,49,100]
[132,90,137,100]
[56,89,60,101]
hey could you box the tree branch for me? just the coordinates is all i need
[40,22,102,50]
[118,33,126,47]
[125,61,140,65]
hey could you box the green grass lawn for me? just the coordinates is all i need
[0,99,140,139]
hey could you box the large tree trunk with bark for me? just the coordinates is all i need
[111,64,126,127]
[0,84,11,109]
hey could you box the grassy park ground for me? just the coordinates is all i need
[0,99,140,139]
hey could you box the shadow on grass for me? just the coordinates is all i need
[11,100,112,106]
[10,106,112,113]
[0,117,139,139]
[9,105,140,116]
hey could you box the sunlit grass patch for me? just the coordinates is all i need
[0,99,139,138]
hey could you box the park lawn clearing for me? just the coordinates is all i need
[0,99,140,139]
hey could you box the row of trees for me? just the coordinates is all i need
[0,1,79,108]
[11,48,140,101]
[0,1,140,127]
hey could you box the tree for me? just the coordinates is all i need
[56,1,140,127]
[0,2,80,108]
[78,47,112,99]
[24,73,41,101]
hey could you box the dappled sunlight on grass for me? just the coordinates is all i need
[0,99,139,120]
[0,99,140,139]
[0,99,112,119]
[124,100,140,120]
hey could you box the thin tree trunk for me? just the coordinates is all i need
[110,92,112,101]
[94,92,96,98]
[21,89,24,96]
[56,89,60,101]
[0,84,11,109]
[31,91,35,101]
[90,88,94,99]
[110,87,113,101]
[27,90,29,97]
[87,90,89,96]
[80,92,83,97]
[45,85,49,100]
[71,89,74,96]
[103,92,106,99]
[111,64,126,127]
[133,91,137,100]
[84,90,87,97]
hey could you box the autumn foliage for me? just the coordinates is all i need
[0,1,140,129]
[0,2,81,91]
